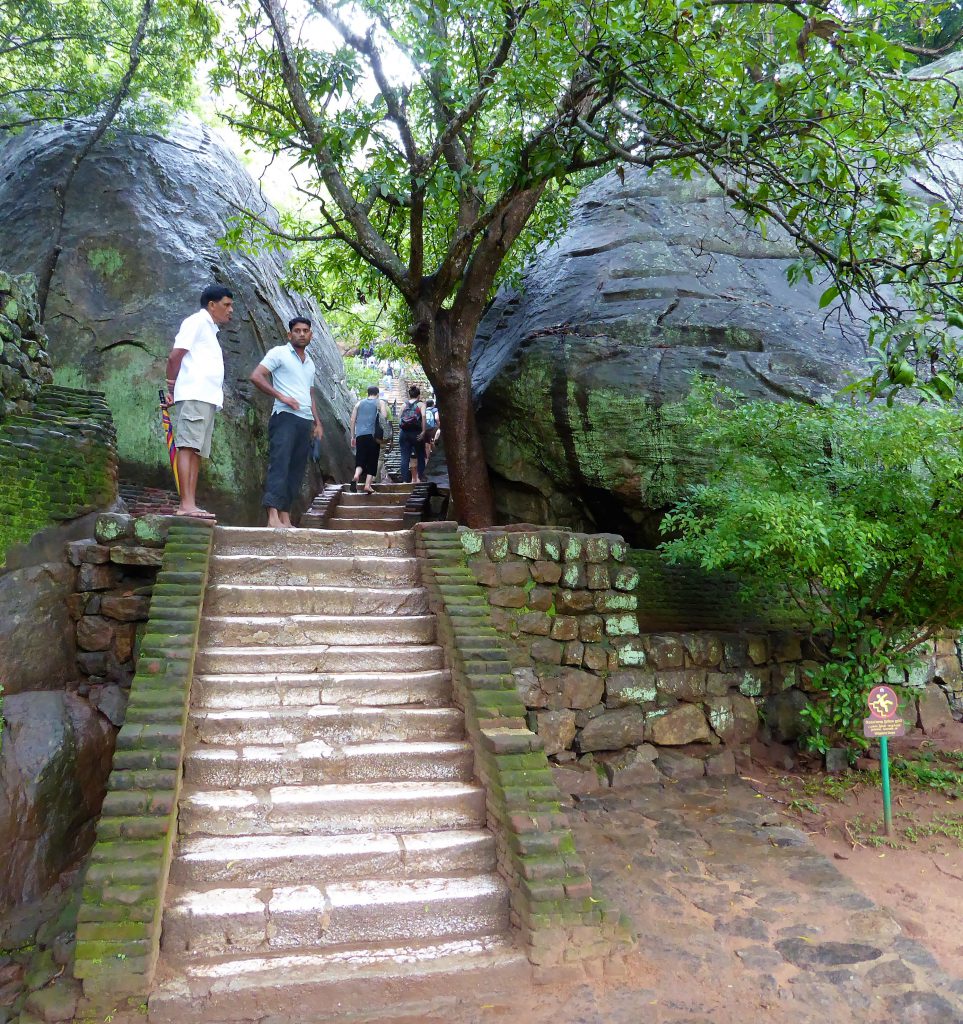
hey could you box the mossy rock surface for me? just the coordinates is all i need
[471,166,869,544]
[0,116,353,522]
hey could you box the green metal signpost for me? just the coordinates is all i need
[863,684,906,837]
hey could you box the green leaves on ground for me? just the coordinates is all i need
[661,381,963,749]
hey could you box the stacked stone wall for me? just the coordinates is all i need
[0,271,53,417]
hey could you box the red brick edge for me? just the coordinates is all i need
[415,523,634,980]
[72,520,215,1016]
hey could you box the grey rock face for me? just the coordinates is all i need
[471,167,869,543]
[0,692,114,911]
[0,116,353,522]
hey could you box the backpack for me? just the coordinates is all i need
[425,406,438,430]
[399,400,422,433]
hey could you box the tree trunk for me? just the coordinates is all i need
[415,309,496,527]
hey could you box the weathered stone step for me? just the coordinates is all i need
[191,669,452,709]
[328,504,407,520]
[339,491,410,507]
[341,482,413,493]
[194,644,445,675]
[162,874,509,959]
[204,585,428,616]
[201,614,436,647]
[170,828,496,887]
[178,781,487,836]
[324,517,408,532]
[150,935,527,1023]
[184,739,474,788]
[214,526,413,558]
[190,706,464,746]
[209,553,421,587]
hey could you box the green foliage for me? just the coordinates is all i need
[661,380,963,749]
[0,0,217,133]
[342,356,381,400]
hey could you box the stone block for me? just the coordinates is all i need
[67,541,109,566]
[77,616,115,652]
[562,641,584,667]
[109,545,164,567]
[584,536,610,562]
[772,631,803,662]
[594,590,637,612]
[769,663,798,692]
[562,562,586,589]
[917,682,955,734]
[763,689,810,744]
[509,533,542,560]
[577,706,646,752]
[575,704,605,727]
[563,535,583,561]
[578,615,604,643]
[66,593,88,620]
[654,669,707,702]
[604,614,639,637]
[610,565,639,592]
[531,560,562,584]
[527,586,554,612]
[489,586,528,608]
[100,595,151,622]
[602,746,661,788]
[682,633,723,667]
[95,514,134,544]
[704,694,758,744]
[90,684,129,727]
[469,558,499,586]
[582,645,608,672]
[78,563,117,592]
[551,764,604,795]
[514,667,545,708]
[537,710,577,755]
[540,666,605,709]
[655,749,705,780]
[482,533,509,560]
[585,563,609,590]
[614,638,646,667]
[643,634,685,669]
[132,515,169,546]
[113,623,137,663]
[704,749,737,776]
[498,561,531,586]
[647,704,711,745]
[557,589,594,614]
[722,635,749,670]
[77,651,108,676]
[489,607,515,633]
[518,611,551,636]
[550,616,579,641]
[530,638,564,665]
[606,669,657,708]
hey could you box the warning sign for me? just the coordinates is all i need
[863,684,906,739]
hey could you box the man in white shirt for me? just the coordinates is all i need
[165,285,234,519]
[249,316,324,528]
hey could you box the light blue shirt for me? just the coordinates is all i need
[259,343,316,421]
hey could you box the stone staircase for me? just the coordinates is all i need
[328,482,410,532]
[150,525,527,1023]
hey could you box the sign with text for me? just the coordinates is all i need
[863,684,906,739]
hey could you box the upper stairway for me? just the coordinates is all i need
[150,524,526,1023]
[327,483,410,532]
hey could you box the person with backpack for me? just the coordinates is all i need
[398,384,428,484]
[349,385,389,494]
[424,397,440,461]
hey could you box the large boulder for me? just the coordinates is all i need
[0,115,353,522]
[471,167,869,543]
[0,692,114,911]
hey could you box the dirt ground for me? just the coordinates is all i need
[743,719,963,982]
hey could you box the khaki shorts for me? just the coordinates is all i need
[171,400,216,458]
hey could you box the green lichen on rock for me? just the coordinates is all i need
[87,247,125,279]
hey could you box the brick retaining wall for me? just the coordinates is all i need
[73,520,214,1017]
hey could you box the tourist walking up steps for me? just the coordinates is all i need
[249,316,324,529]
[165,284,234,520]
[398,385,428,484]
[349,385,388,495]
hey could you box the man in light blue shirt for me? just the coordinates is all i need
[249,317,324,528]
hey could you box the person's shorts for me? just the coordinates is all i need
[171,400,216,458]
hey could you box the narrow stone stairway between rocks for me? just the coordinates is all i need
[150,524,526,1023]
[328,482,410,532]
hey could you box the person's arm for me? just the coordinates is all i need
[418,401,428,441]
[250,362,299,411]
[349,402,358,448]
[311,390,323,440]
[164,348,188,404]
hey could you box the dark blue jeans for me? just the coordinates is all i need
[399,430,425,482]
[262,412,313,511]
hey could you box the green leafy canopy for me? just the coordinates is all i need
[661,380,963,749]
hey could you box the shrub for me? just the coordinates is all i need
[660,380,963,751]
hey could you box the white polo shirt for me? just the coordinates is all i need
[172,308,224,408]
[259,343,316,421]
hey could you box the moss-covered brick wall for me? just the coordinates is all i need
[73,521,213,1018]
[0,271,53,416]
[0,385,118,566]
[415,524,634,983]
